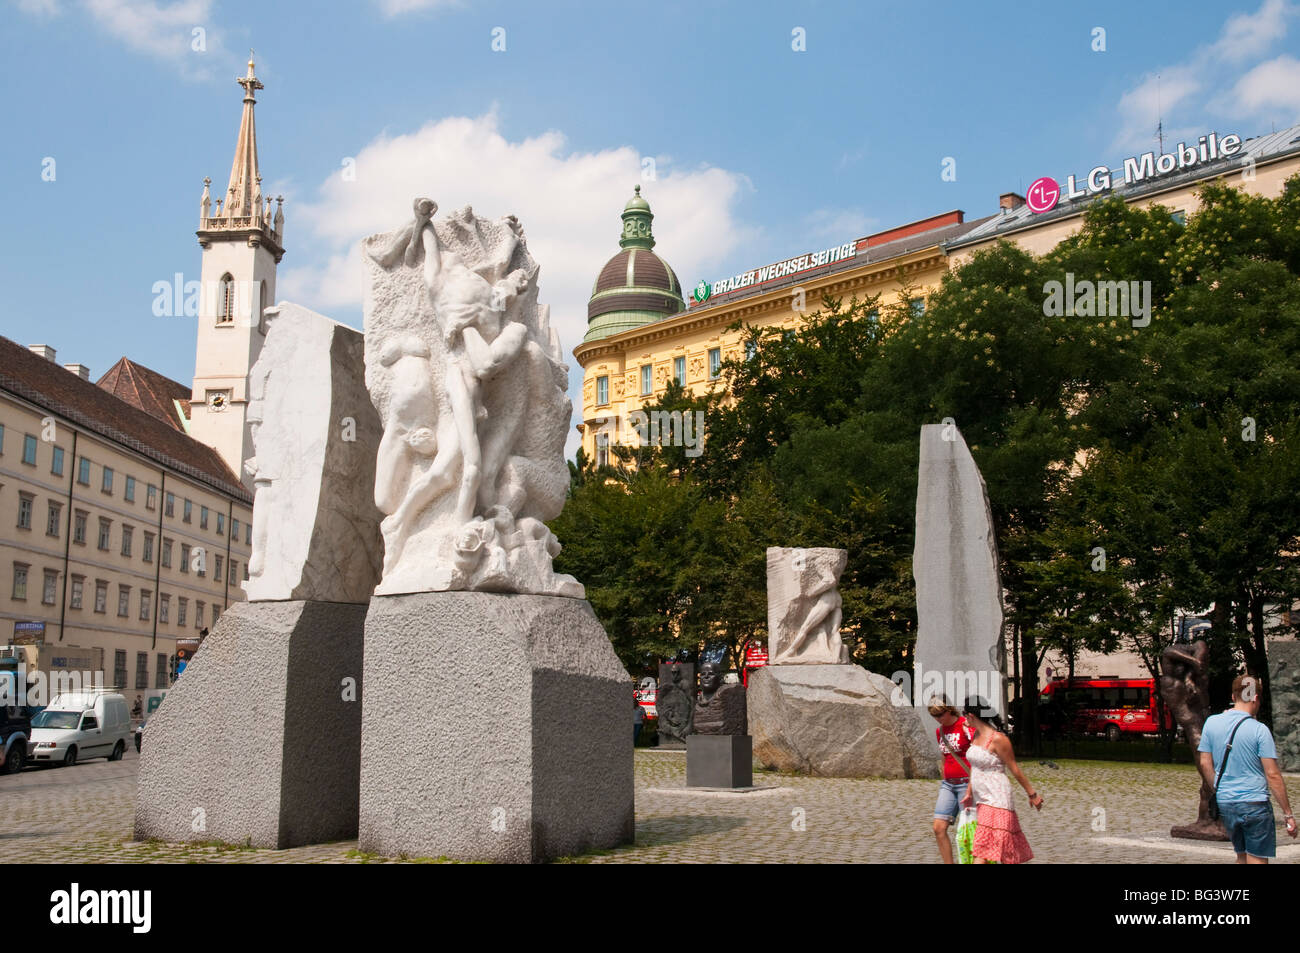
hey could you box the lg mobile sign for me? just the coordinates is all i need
[694,241,859,301]
[1026,131,1245,214]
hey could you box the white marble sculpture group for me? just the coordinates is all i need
[360,199,582,598]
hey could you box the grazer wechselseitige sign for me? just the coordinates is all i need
[1030,131,1244,214]
[703,241,858,298]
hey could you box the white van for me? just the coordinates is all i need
[27,691,131,766]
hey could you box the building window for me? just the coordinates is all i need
[708,348,721,379]
[51,446,64,476]
[16,493,34,530]
[117,585,130,617]
[164,492,174,517]
[46,501,62,537]
[134,652,149,691]
[244,562,249,580]
[217,273,235,325]
[216,513,224,536]
[124,476,136,503]
[159,593,170,624]
[183,499,192,523]
[77,456,91,485]
[745,339,757,361]
[196,549,206,578]
[229,560,239,584]
[156,653,168,689]
[42,569,57,605]
[102,466,114,494]
[0,423,4,453]
[596,376,609,405]
[177,597,188,627]
[673,356,685,384]
[22,434,37,466]
[97,517,112,551]
[200,505,209,530]
[245,523,251,545]
[69,575,84,609]
[73,510,88,545]
[212,604,221,625]
[640,365,652,395]
[142,531,154,564]
[113,650,127,690]
[94,580,108,613]
[215,554,224,583]
[180,543,191,574]
[909,297,925,317]
[140,589,151,621]
[121,524,134,557]
[867,308,880,323]
[196,601,205,628]
[161,538,173,568]
[11,564,28,600]
[595,432,609,468]
[231,517,240,540]
[146,484,157,511]
[1171,209,1187,225]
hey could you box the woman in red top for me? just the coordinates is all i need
[929,701,973,864]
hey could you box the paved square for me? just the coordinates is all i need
[2,750,1296,863]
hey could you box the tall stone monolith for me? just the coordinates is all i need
[912,423,1006,715]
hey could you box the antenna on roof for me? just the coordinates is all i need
[1155,73,1165,154]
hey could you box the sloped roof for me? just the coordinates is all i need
[947,122,1300,251]
[97,356,192,432]
[0,336,249,503]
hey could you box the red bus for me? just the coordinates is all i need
[1039,677,1173,741]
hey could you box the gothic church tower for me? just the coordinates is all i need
[189,55,284,487]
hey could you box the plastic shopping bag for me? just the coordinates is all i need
[955,807,978,864]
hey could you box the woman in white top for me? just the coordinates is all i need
[959,700,1043,863]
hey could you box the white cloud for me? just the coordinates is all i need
[371,0,458,17]
[1111,0,1300,154]
[83,0,221,66]
[801,207,877,245]
[15,0,226,73]
[1229,54,1300,114]
[276,112,753,456]
[1110,67,1202,154]
[1212,0,1293,62]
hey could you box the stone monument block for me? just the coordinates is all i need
[767,547,850,664]
[686,735,753,788]
[912,424,1005,714]
[747,664,940,779]
[134,600,366,848]
[243,301,384,603]
[358,592,634,863]
[1270,640,1300,772]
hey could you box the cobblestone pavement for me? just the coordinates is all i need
[2,749,1297,863]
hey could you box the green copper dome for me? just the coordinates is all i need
[586,186,685,342]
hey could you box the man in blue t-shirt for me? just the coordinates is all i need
[1197,674,1297,864]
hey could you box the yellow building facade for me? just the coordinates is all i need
[575,123,1300,467]
[1,339,252,694]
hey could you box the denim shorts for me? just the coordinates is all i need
[1219,801,1276,859]
[934,779,969,821]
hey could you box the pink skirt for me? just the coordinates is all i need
[973,804,1034,864]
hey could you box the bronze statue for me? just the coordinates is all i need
[693,654,747,736]
[656,664,694,748]
[1162,640,1227,840]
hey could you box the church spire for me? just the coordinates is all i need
[198,51,283,259]
[223,53,263,221]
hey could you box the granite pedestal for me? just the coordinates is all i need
[687,734,753,788]
[358,591,634,863]
[134,600,366,849]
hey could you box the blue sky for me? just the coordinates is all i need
[3,0,1300,452]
